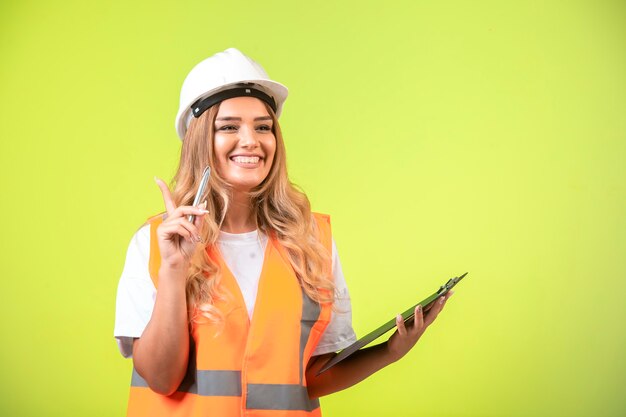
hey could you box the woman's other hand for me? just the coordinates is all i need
[154,177,208,271]
[306,291,454,398]
[386,291,454,362]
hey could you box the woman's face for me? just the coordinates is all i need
[213,96,276,193]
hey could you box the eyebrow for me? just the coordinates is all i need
[215,116,272,122]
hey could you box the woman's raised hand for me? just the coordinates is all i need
[386,291,454,362]
[154,177,209,271]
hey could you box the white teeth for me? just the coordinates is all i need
[232,156,260,164]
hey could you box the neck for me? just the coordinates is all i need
[221,191,256,233]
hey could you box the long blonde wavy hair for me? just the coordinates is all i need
[169,101,335,323]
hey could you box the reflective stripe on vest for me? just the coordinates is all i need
[131,370,319,411]
[126,213,332,417]
[132,369,242,396]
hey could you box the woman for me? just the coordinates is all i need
[114,48,452,416]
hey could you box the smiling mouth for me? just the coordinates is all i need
[230,156,261,164]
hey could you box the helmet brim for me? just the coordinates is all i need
[175,79,288,141]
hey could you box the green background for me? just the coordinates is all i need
[1,0,625,416]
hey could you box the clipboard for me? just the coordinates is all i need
[317,272,468,375]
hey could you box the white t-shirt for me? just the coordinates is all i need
[114,225,357,358]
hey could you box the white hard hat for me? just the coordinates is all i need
[175,48,289,140]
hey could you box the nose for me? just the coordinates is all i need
[238,125,259,149]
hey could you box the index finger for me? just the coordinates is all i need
[154,177,176,215]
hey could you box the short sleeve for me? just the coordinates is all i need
[114,224,157,358]
[313,238,357,356]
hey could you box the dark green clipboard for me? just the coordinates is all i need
[317,272,468,375]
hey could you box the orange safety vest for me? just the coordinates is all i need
[126,213,333,417]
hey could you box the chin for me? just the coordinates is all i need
[229,178,266,192]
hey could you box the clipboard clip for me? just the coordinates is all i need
[437,272,468,296]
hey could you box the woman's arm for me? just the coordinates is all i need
[132,265,190,396]
[306,291,453,398]
[131,178,208,396]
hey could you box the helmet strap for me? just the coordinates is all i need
[191,86,277,118]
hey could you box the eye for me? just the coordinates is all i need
[256,124,272,132]
[217,125,238,132]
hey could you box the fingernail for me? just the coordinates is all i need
[396,314,402,322]
[448,290,455,297]
[194,234,202,242]
[198,201,209,214]
[440,297,445,305]
[416,305,422,313]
